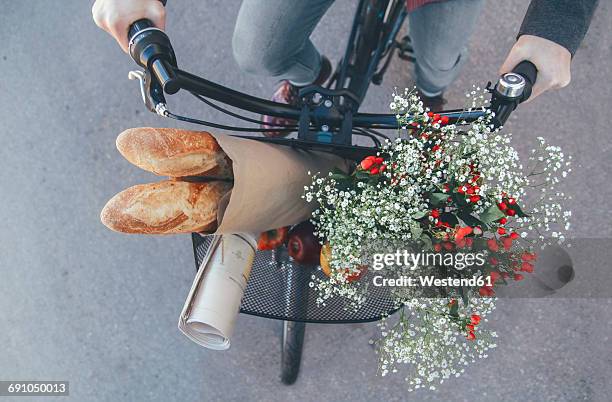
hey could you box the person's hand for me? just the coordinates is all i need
[92,0,166,53]
[499,35,571,102]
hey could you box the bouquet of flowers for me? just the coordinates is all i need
[304,87,572,390]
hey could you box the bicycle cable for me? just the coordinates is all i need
[189,92,298,128]
[164,111,298,133]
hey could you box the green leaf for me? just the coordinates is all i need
[412,210,428,219]
[420,234,433,251]
[479,204,506,223]
[330,173,349,181]
[430,192,448,206]
[457,211,485,228]
[510,202,530,218]
[441,212,459,227]
[410,222,423,239]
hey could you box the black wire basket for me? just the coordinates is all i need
[191,233,399,323]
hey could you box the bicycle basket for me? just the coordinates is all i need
[191,233,399,323]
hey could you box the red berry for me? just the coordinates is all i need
[441,115,450,125]
[497,227,506,235]
[369,167,380,175]
[479,286,495,297]
[379,164,387,173]
[508,197,516,204]
[487,239,499,252]
[470,314,481,325]
[499,217,507,225]
[427,112,434,117]
[466,323,475,331]
[514,273,524,281]
[466,331,476,341]
[374,157,384,165]
[443,242,454,251]
[433,243,442,252]
[510,232,519,240]
[507,209,516,216]
[521,262,534,273]
[498,202,508,210]
[469,195,481,203]
[431,209,440,218]
[501,236,513,251]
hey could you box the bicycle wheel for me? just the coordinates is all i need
[280,320,306,385]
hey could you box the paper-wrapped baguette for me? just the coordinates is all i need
[100,180,231,234]
[116,128,233,178]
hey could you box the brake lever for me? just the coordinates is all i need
[128,69,168,116]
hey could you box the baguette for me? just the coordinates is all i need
[116,127,233,178]
[100,180,231,234]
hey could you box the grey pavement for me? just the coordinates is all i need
[1,1,611,401]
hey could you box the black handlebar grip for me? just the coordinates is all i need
[127,14,179,94]
[512,60,537,102]
[128,19,154,43]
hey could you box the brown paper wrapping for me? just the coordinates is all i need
[209,134,350,234]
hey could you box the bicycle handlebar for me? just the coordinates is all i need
[126,12,537,130]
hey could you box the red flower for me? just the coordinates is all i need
[470,314,481,325]
[487,238,499,252]
[466,331,476,341]
[455,226,473,241]
[360,156,376,170]
[431,145,441,152]
[521,252,537,261]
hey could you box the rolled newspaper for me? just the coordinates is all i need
[178,233,256,350]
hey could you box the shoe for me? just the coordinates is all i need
[261,56,332,138]
[418,92,447,113]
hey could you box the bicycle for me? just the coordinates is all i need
[124,0,538,385]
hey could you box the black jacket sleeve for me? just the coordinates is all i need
[518,0,599,56]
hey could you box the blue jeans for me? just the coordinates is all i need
[232,0,484,95]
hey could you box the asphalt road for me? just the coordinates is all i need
[1,1,611,401]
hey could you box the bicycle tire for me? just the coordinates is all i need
[280,320,306,385]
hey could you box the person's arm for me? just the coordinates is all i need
[92,0,167,53]
[499,0,599,101]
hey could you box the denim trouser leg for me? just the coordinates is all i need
[232,0,335,86]
[409,0,484,96]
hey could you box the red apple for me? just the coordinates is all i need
[287,221,322,265]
